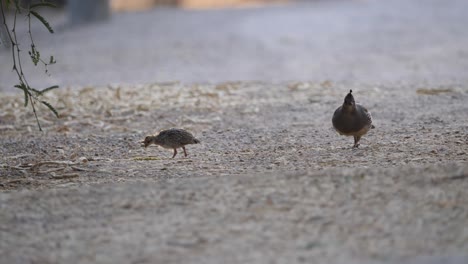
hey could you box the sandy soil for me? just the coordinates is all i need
[0,81,467,263]
[1,0,468,263]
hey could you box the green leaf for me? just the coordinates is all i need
[29,87,42,95]
[35,50,40,65]
[29,45,40,66]
[29,10,54,33]
[14,84,29,107]
[41,100,59,118]
[29,2,57,9]
[39,85,59,95]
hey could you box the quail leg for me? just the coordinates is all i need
[172,148,177,158]
[182,146,188,157]
[353,136,361,148]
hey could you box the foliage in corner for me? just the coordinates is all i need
[1,0,59,131]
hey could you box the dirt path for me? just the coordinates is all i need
[1,0,468,262]
[1,82,467,263]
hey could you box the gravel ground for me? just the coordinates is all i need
[1,81,467,263]
[1,0,468,263]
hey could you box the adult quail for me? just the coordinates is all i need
[143,128,200,158]
[332,90,373,148]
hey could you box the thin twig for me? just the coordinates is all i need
[70,166,95,172]
[87,157,114,162]
[1,164,29,176]
[13,9,30,88]
[166,119,178,126]
[5,179,28,184]
[37,166,67,174]
[1,2,20,79]
[30,99,42,131]
[50,173,79,180]
[5,154,35,159]
[1,164,28,171]
[31,160,77,171]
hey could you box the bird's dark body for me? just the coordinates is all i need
[332,90,373,147]
[332,104,372,136]
[153,128,200,149]
[143,128,200,158]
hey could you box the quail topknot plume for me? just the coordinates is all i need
[143,128,200,158]
[332,90,374,148]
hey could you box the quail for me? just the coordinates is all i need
[332,90,373,148]
[143,128,200,158]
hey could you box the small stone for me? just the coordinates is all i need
[78,157,88,163]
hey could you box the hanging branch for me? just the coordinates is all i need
[0,0,60,131]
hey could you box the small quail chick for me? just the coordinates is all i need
[143,128,200,158]
[332,90,373,148]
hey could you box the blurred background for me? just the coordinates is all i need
[111,0,288,10]
[1,0,467,91]
[14,0,293,11]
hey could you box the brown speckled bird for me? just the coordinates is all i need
[143,128,200,158]
[332,90,373,148]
